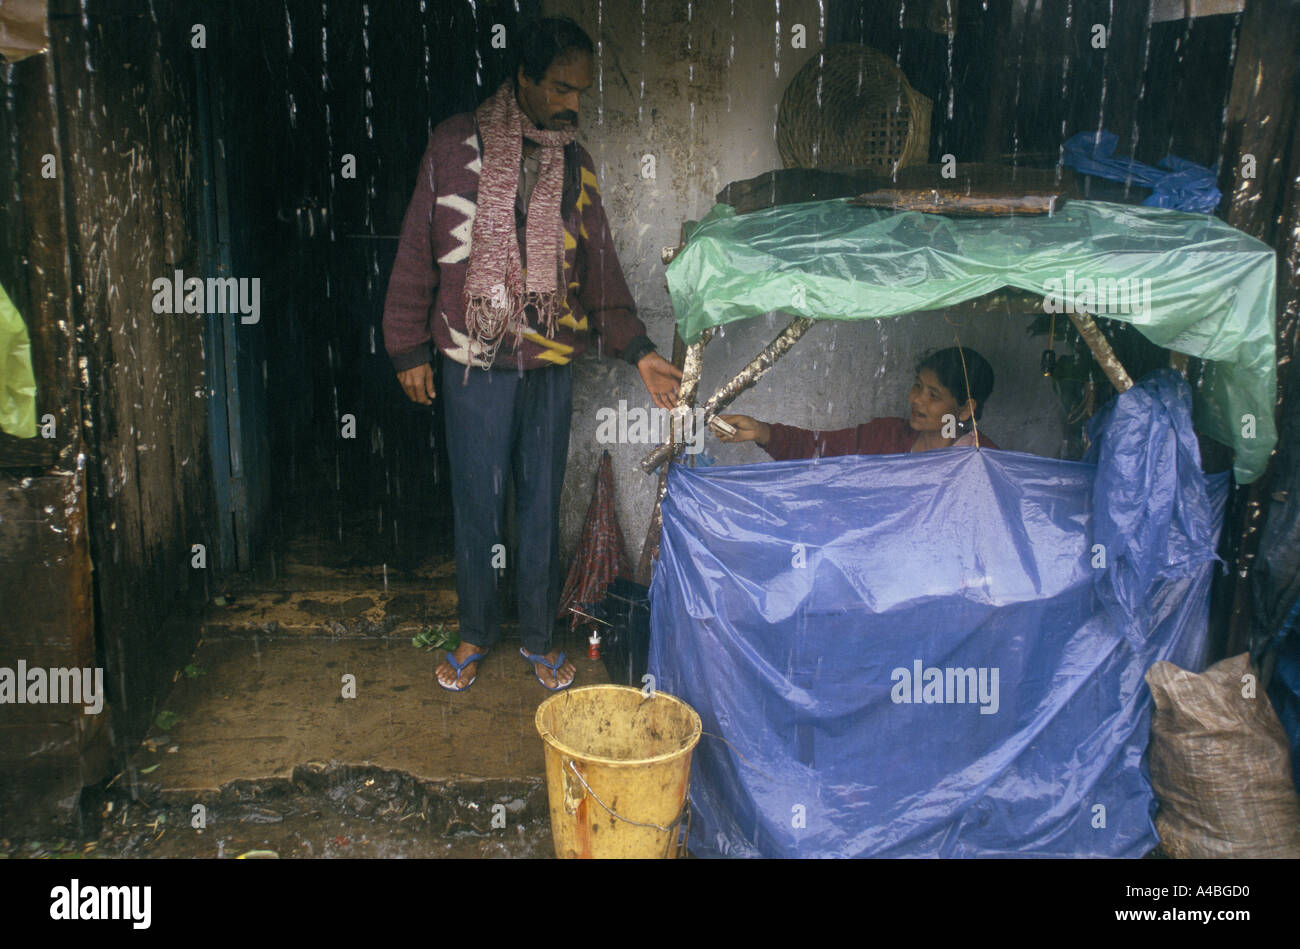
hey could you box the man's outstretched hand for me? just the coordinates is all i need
[637,351,683,410]
[397,363,436,405]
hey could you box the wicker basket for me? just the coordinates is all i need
[777,44,932,176]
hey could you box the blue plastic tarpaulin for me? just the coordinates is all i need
[649,371,1228,857]
[1063,130,1221,215]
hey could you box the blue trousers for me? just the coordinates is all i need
[440,354,572,655]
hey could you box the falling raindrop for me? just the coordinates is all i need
[595,0,604,126]
[945,2,955,121]
[1125,11,1156,193]
[420,2,432,132]
[637,1,647,123]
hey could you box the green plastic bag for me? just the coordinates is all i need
[0,282,37,439]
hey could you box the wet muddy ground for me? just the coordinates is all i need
[0,450,640,860]
[2,759,559,859]
[1,530,610,859]
[1,804,553,860]
[2,783,554,860]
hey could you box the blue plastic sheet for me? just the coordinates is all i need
[1269,621,1300,794]
[1063,130,1221,214]
[649,372,1229,857]
[1085,371,1223,650]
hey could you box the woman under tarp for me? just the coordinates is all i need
[715,346,1000,460]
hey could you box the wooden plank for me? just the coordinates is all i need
[1214,0,1300,658]
[1217,0,1300,241]
[0,725,105,836]
[2,46,78,469]
[0,464,107,834]
[0,28,106,829]
[42,3,213,755]
[0,432,59,467]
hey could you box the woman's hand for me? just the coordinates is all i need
[713,414,770,446]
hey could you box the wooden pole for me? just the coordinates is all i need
[700,317,817,417]
[641,316,817,475]
[634,316,817,583]
[677,331,711,406]
[634,457,671,587]
[635,328,705,585]
[1067,312,1133,393]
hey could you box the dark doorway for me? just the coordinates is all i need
[214,1,539,585]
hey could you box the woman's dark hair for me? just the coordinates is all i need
[515,17,595,84]
[916,347,994,421]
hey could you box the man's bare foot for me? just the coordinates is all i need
[436,640,485,690]
[525,648,576,690]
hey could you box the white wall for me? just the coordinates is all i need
[547,0,1068,563]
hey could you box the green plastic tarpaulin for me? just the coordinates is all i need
[0,281,37,439]
[666,199,1277,483]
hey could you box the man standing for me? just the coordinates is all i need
[383,17,680,692]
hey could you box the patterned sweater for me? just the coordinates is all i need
[382,111,652,372]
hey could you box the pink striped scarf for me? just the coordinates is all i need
[464,79,578,365]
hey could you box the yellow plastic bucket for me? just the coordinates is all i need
[535,684,702,859]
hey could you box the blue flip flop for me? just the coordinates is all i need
[519,647,574,691]
[438,650,486,693]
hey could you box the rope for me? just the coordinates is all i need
[701,731,782,783]
[952,330,981,448]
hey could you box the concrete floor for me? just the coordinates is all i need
[137,635,611,791]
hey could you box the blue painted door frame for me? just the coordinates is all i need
[195,48,269,573]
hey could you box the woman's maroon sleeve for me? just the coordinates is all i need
[763,422,820,460]
[763,418,902,460]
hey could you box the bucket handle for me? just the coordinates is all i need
[565,760,692,858]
